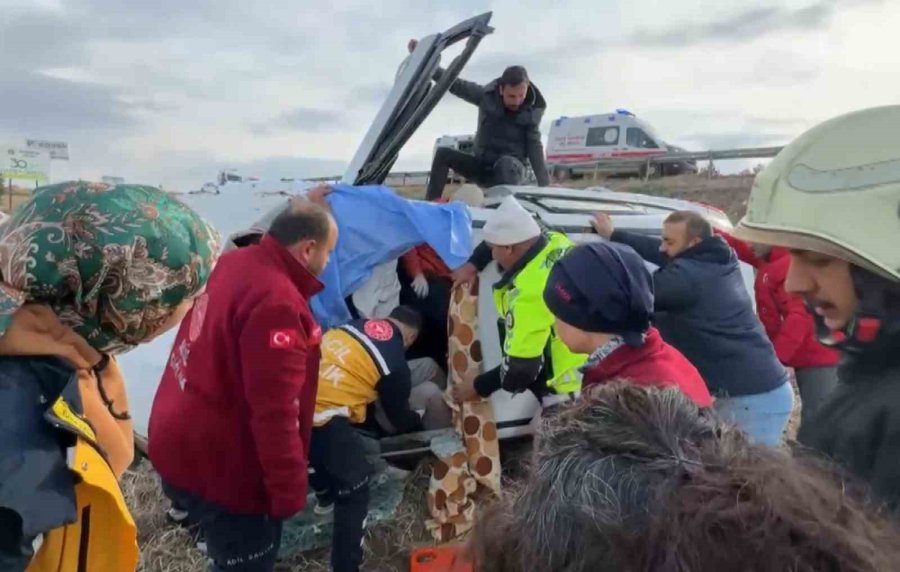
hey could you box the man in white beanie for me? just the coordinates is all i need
[452,196,586,403]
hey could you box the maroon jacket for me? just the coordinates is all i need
[583,328,713,408]
[149,235,324,518]
[718,232,840,369]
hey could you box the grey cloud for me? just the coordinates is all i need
[250,108,345,135]
[0,72,138,133]
[629,3,833,48]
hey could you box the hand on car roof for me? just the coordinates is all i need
[592,212,615,239]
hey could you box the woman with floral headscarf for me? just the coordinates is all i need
[0,182,219,571]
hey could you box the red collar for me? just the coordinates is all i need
[259,234,325,299]
[587,328,663,381]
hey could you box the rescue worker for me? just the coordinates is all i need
[543,242,712,407]
[0,182,218,571]
[717,231,841,429]
[309,306,426,572]
[149,199,338,571]
[407,39,550,201]
[453,196,586,404]
[592,210,793,446]
[733,105,900,511]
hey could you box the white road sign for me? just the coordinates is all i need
[2,147,51,182]
[26,139,69,161]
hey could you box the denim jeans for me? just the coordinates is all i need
[713,378,795,446]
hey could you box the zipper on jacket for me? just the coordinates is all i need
[77,506,91,572]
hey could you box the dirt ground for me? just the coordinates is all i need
[127,437,534,572]
[0,187,33,215]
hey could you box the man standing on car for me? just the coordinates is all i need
[592,210,793,446]
[149,197,338,572]
[453,196,586,404]
[733,105,900,511]
[407,39,551,201]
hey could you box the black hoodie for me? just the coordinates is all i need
[798,336,900,512]
[611,231,788,397]
[435,68,550,186]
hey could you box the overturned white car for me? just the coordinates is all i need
[121,12,753,458]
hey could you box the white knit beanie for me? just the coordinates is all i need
[482,196,541,246]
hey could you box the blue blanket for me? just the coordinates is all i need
[310,185,473,328]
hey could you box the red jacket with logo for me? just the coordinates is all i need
[717,232,840,369]
[583,328,713,408]
[149,235,324,518]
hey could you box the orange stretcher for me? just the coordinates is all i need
[410,545,473,572]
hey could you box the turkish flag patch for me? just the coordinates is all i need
[269,329,299,349]
[364,320,394,342]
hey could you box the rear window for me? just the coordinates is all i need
[586,126,619,147]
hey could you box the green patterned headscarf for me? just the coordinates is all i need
[0,181,220,354]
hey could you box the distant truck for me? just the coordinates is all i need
[433,109,695,182]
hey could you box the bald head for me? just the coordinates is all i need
[268,199,333,247]
[268,198,338,276]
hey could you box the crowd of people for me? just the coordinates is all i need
[1,51,899,572]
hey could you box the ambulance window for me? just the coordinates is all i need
[626,128,660,149]
[586,126,619,146]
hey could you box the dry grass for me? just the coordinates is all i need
[123,457,440,572]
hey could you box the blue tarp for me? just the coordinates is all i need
[310,184,473,328]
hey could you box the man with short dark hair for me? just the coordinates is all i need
[592,209,793,446]
[408,39,550,200]
[309,305,427,572]
[149,198,338,571]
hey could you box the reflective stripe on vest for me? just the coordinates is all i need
[493,232,587,394]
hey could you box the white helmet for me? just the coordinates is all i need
[734,105,900,282]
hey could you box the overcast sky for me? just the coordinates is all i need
[1,0,896,190]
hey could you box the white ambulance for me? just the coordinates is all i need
[432,134,475,156]
[545,110,695,177]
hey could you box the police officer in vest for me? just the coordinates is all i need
[453,196,587,403]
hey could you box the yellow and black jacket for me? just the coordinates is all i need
[0,306,138,572]
[314,319,422,433]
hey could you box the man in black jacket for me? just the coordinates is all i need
[733,105,900,512]
[592,210,793,446]
[408,39,550,200]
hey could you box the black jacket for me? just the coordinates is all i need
[611,230,787,396]
[0,356,83,569]
[799,336,900,512]
[435,68,550,186]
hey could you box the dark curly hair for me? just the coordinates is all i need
[470,383,900,572]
